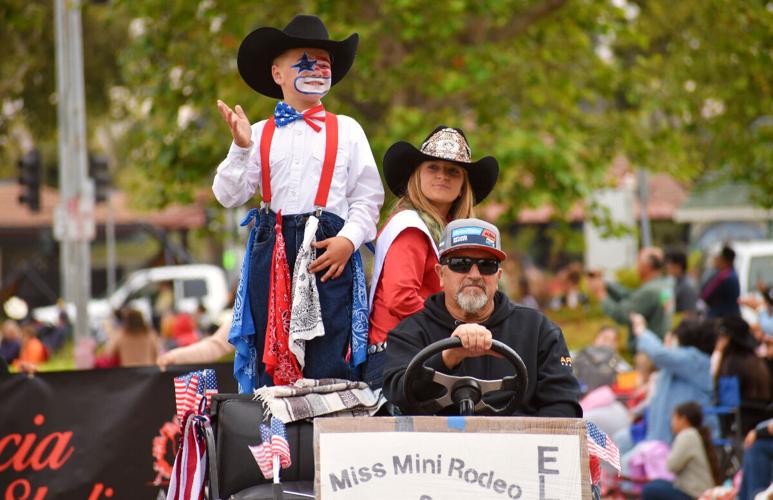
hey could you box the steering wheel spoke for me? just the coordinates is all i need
[432,371,463,390]
[477,378,505,393]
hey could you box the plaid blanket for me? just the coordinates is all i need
[254,378,385,423]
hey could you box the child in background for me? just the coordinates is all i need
[642,401,721,499]
[13,324,47,369]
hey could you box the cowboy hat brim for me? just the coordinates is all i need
[383,141,499,205]
[238,27,359,99]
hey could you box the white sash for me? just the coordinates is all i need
[368,210,439,309]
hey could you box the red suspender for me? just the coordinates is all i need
[314,112,338,208]
[259,117,276,204]
[257,112,339,210]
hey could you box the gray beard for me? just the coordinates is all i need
[456,288,488,314]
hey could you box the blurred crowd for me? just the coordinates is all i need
[92,284,222,369]
[507,244,773,498]
[0,301,71,373]
[0,282,223,372]
[570,306,771,497]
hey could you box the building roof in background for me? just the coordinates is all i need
[481,172,688,224]
[675,182,773,222]
[0,182,205,230]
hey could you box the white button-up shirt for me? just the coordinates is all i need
[212,114,384,249]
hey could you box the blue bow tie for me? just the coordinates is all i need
[273,101,325,131]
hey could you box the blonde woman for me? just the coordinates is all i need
[365,126,499,387]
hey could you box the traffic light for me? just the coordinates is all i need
[17,149,42,212]
[89,154,111,203]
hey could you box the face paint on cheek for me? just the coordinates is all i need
[290,52,332,95]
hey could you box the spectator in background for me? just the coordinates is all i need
[574,325,630,394]
[563,264,589,309]
[642,402,721,500]
[700,246,741,318]
[588,247,675,351]
[152,281,175,330]
[666,250,699,314]
[517,275,540,310]
[549,263,589,311]
[714,316,772,436]
[739,418,773,500]
[615,314,716,456]
[193,302,214,335]
[104,308,159,367]
[738,285,773,348]
[757,287,773,337]
[14,324,48,369]
[0,320,22,365]
[171,312,199,347]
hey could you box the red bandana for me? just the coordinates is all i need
[263,211,302,385]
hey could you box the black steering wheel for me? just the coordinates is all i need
[403,337,528,416]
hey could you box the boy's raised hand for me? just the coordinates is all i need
[217,100,252,148]
[310,236,354,282]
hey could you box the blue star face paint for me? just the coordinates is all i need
[292,51,331,96]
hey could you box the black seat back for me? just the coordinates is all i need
[209,394,315,498]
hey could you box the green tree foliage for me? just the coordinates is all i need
[0,0,126,175]
[1,0,771,215]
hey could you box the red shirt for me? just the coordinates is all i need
[369,228,440,345]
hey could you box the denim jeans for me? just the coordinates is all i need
[248,209,358,386]
[362,350,387,389]
[739,438,773,500]
[641,479,694,500]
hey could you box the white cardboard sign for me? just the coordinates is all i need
[318,431,583,499]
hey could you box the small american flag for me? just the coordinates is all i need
[249,417,292,479]
[197,369,218,410]
[173,369,218,419]
[586,421,621,472]
[174,372,200,420]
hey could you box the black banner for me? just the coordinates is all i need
[0,363,236,499]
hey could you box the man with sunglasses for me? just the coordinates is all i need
[383,219,582,417]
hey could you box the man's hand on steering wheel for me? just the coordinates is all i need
[442,324,499,369]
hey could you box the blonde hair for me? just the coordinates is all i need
[393,162,475,233]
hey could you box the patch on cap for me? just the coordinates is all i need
[451,226,497,248]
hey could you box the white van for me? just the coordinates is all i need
[702,241,773,324]
[33,264,230,334]
[730,240,773,295]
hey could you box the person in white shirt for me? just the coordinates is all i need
[213,15,383,391]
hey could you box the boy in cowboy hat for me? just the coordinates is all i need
[213,15,384,391]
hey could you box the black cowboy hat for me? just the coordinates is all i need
[382,126,499,204]
[237,15,359,99]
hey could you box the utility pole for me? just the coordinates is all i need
[54,0,94,367]
[637,169,652,249]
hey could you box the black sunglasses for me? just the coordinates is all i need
[441,256,500,275]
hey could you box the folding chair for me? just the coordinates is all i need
[703,375,742,477]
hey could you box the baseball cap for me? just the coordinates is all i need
[438,218,507,261]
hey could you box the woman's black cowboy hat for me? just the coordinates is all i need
[382,126,499,204]
[237,15,359,99]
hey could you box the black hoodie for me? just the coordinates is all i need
[383,291,582,418]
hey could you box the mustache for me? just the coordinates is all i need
[460,279,485,290]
